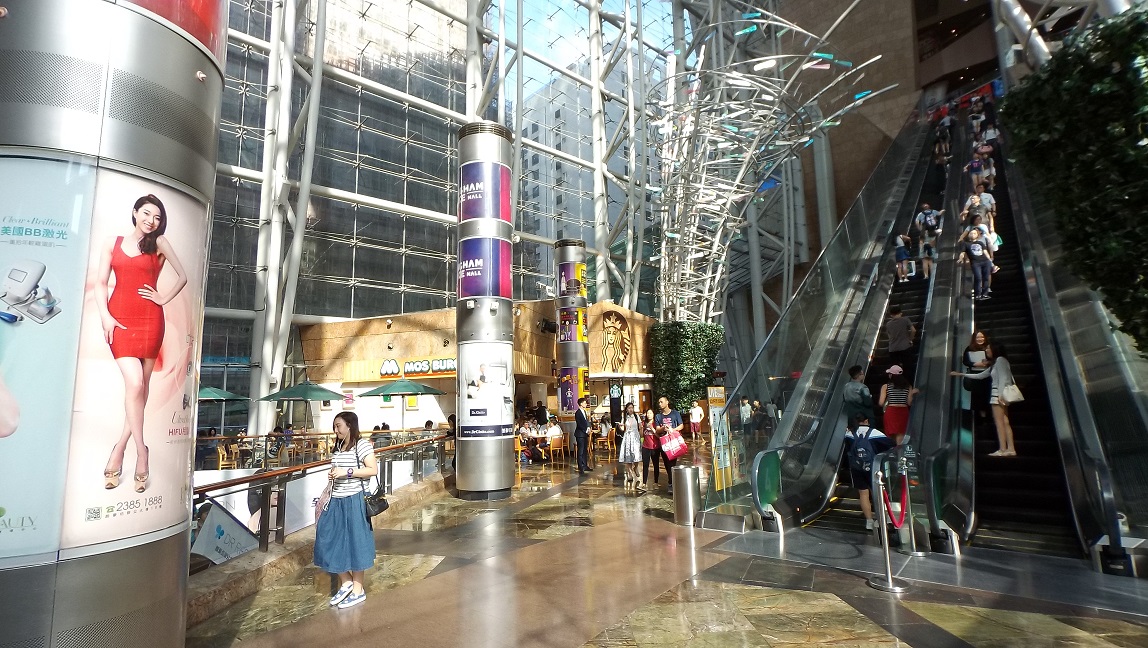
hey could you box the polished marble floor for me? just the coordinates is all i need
[187,443,1148,648]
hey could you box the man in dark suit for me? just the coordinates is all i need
[574,397,591,473]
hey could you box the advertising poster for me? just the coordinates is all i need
[557,366,589,415]
[458,341,514,437]
[59,169,210,550]
[0,157,97,563]
[190,500,258,565]
[458,161,511,223]
[458,237,512,299]
[557,306,587,343]
[557,261,587,298]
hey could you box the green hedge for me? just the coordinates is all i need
[1001,8,1148,350]
[650,321,725,412]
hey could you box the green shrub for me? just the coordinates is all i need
[1001,8,1148,350]
[650,321,725,411]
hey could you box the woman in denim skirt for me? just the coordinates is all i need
[314,411,378,609]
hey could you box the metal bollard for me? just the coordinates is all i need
[672,465,702,526]
[867,469,910,593]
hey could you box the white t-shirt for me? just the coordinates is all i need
[966,193,995,211]
[983,126,999,141]
[689,406,704,423]
[846,424,888,439]
[329,439,375,498]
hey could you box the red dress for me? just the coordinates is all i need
[107,236,165,359]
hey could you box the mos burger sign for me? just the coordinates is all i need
[380,357,457,379]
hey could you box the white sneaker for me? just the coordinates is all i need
[329,582,354,606]
[338,590,366,609]
[865,519,875,530]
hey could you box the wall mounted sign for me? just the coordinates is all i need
[378,357,457,379]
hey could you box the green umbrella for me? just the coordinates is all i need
[258,380,343,402]
[359,379,445,398]
[197,386,249,402]
[359,379,445,431]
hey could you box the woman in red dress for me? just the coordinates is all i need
[96,195,187,493]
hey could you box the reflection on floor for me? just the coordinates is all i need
[187,442,1148,648]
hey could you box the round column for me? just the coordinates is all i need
[0,1,224,645]
[555,240,590,428]
[454,122,515,499]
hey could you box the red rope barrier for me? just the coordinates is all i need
[883,472,910,529]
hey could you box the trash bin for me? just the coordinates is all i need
[672,465,702,526]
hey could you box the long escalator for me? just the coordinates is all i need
[802,155,946,534]
[966,154,1079,556]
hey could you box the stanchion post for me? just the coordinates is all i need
[897,456,928,557]
[867,468,910,593]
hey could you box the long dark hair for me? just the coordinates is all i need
[969,330,989,352]
[132,194,167,255]
[333,411,361,451]
[890,374,910,390]
[991,343,1008,359]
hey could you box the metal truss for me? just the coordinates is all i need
[653,0,894,323]
[992,0,1134,81]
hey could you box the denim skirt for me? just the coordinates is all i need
[314,491,376,574]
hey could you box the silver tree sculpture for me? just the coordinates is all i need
[653,3,895,322]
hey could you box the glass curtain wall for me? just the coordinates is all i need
[198,0,677,430]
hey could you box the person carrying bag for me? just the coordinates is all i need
[313,412,377,610]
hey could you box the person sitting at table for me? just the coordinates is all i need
[423,420,435,432]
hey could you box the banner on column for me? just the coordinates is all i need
[60,168,210,550]
[557,306,587,343]
[557,261,587,298]
[0,156,97,563]
[458,237,512,299]
[457,341,514,437]
[557,366,588,416]
[459,161,511,223]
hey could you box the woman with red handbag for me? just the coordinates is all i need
[640,409,665,489]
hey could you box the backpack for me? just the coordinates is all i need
[849,426,877,474]
[920,210,940,236]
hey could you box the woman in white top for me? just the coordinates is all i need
[617,403,644,491]
[314,411,378,609]
[952,343,1019,457]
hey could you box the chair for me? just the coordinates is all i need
[217,445,237,469]
[547,435,566,463]
[513,435,525,463]
[265,444,289,468]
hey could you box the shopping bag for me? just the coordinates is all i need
[314,482,332,520]
[660,429,688,461]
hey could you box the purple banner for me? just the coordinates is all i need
[557,261,586,298]
[459,161,511,222]
[458,238,512,299]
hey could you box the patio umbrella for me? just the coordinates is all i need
[197,386,249,402]
[258,380,343,432]
[257,380,342,402]
[358,379,445,431]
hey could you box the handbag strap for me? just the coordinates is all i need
[352,440,370,497]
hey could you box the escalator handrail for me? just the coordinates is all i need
[717,112,928,422]
[917,118,978,544]
[997,149,1123,553]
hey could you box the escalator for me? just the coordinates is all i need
[966,155,1079,556]
[802,144,948,534]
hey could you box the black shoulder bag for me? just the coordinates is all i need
[354,441,389,518]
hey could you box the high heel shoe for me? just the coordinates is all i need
[104,470,122,489]
[134,446,150,493]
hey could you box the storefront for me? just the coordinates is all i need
[298,298,574,431]
[586,303,655,419]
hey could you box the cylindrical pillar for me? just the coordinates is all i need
[0,0,224,645]
[555,240,590,429]
[455,121,516,500]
